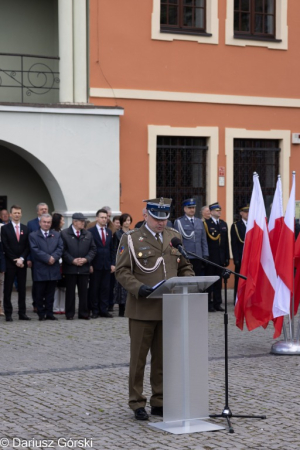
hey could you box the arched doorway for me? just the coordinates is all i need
[0,141,67,223]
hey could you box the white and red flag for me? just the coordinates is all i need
[268,176,284,338]
[268,176,284,259]
[235,173,277,331]
[272,172,295,320]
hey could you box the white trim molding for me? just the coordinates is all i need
[148,125,219,204]
[225,128,291,228]
[90,87,300,109]
[151,0,219,44]
[225,0,288,50]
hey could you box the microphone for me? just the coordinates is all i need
[170,237,189,259]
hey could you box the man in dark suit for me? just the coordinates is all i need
[1,205,30,321]
[61,213,97,320]
[27,202,49,311]
[231,204,249,303]
[29,214,64,321]
[89,209,115,318]
[204,202,230,312]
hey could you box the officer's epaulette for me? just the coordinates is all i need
[125,229,135,235]
[167,227,180,234]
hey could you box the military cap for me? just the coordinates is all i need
[72,212,87,220]
[182,198,196,207]
[239,204,250,212]
[209,202,221,211]
[144,197,172,219]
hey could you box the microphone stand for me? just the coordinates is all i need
[184,250,266,433]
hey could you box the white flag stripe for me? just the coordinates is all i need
[283,172,295,232]
[261,224,277,290]
[268,176,283,232]
[273,276,290,317]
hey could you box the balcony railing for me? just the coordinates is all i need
[0,53,60,104]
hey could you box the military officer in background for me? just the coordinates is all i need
[204,202,230,312]
[230,204,249,303]
[174,198,209,276]
[115,198,194,421]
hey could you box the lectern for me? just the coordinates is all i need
[148,276,224,434]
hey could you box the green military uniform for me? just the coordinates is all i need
[115,223,194,412]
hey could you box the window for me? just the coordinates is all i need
[233,139,280,221]
[156,136,207,220]
[234,0,275,39]
[160,0,207,34]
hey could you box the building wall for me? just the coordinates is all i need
[89,0,300,224]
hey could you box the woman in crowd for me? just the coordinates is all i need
[51,213,65,314]
[113,213,132,316]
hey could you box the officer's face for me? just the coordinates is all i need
[211,209,221,219]
[240,211,249,221]
[146,214,167,234]
[40,217,52,232]
[184,206,195,218]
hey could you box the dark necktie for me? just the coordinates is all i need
[76,230,80,238]
[190,218,194,225]
[44,232,48,238]
[101,228,106,245]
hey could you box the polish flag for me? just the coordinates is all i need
[273,172,295,319]
[294,232,300,315]
[268,176,284,259]
[235,173,277,331]
[268,176,284,338]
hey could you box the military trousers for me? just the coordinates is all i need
[128,318,163,411]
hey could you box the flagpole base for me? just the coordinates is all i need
[271,340,300,355]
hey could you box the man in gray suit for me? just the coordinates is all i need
[29,214,64,321]
[174,198,209,276]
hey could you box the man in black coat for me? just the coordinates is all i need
[230,204,249,303]
[29,214,64,321]
[88,209,115,318]
[1,205,30,321]
[61,213,97,320]
[204,202,230,312]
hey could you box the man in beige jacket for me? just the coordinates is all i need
[115,198,194,421]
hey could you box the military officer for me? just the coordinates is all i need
[230,204,249,303]
[204,202,230,312]
[115,198,194,421]
[174,198,209,276]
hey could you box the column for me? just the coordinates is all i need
[58,0,74,102]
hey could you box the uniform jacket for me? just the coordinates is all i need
[61,226,97,275]
[115,224,195,321]
[0,242,5,272]
[204,218,229,266]
[29,229,64,281]
[88,226,115,270]
[230,220,246,266]
[1,222,30,269]
[174,216,209,259]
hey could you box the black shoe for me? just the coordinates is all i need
[39,316,46,321]
[5,316,13,322]
[66,317,74,320]
[208,306,216,312]
[91,314,98,319]
[100,312,113,318]
[151,406,163,417]
[46,315,58,320]
[214,306,225,312]
[78,315,90,320]
[19,315,31,320]
[134,407,149,421]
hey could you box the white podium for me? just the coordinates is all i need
[148,276,225,434]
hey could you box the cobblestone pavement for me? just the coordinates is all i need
[0,288,299,450]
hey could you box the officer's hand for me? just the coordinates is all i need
[138,285,153,298]
[224,260,229,267]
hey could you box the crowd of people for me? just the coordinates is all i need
[0,199,248,322]
[0,203,133,321]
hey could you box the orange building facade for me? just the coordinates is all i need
[89,0,300,226]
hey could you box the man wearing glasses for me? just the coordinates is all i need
[174,198,209,277]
